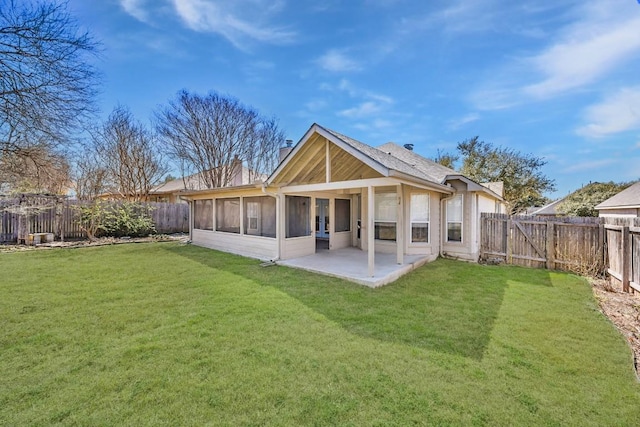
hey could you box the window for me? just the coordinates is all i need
[375,192,397,241]
[216,198,240,234]
[286,196,310,238]
[410,194,429,243]
[447,195,463,242]
[193,200,213,230]
[243,196,276,238]
[335,199,351,232]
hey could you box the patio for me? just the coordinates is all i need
[277,247,431,287]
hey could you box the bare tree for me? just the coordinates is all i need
[0,0,98,190]
[0,145,71,194]
[155,90,285,189]
[73,151,109,201]
[89,105,168,201]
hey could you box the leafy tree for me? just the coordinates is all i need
[454,137,555,214]
[155,90,285,188]
[0,0,99,190]
[433,149,459,169]
[557,181,635,217]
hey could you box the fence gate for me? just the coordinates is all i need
[480,213,605,274]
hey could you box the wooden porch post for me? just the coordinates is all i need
[368,185,375,277]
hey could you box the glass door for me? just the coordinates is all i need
[315,198,329,239]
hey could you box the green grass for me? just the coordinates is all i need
[1,242,639,426]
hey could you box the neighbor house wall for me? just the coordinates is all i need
[598,208,640,218]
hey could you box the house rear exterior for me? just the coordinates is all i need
[181,124,504,279]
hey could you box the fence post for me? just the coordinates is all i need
[546,221,555,270]
[506,217,512,265]
[598,223,605,275]
[622,226,630,293]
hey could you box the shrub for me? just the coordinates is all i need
[102,202,156,237]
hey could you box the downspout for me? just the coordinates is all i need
[262,183,281,261]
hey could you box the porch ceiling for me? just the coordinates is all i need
[271,134,383,186]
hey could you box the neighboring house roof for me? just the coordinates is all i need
[595,181,640,210]
[528,198,565,216]
[151,173,208,195]
[151,166,266,195]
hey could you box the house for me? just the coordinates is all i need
[527,198,566,217]
[595,181,640,217]
[100,158,265,203]
[180,123,504,286]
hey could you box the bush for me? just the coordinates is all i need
[76,201,156,240]
[102,202,156,237]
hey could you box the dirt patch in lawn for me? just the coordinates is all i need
[591,277,640,376]
[0,234,189,253]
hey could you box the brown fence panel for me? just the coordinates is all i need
[480,213,605,275]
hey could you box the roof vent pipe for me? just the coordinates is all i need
[279,140,294,163]
[403,143,414,151]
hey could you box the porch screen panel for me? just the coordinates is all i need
[194,199,213,230]
[335,199,351,232]
[446,195,463,242]
[286,196,310,238]
[375,192,396,241]
[216,198,240,234]
[410,194,429,243]
[243,196,276,238]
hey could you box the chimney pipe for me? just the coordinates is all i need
[279,140,294,163]
[403,143,414,151]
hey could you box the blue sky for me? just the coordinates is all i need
[67,0,640,198]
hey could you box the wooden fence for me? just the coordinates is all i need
[0,197,189,243]
[480,213,639,292]
[604,217,640,293]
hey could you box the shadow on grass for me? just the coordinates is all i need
[164,244,553,361]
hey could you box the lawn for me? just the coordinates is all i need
[1,242,639,426]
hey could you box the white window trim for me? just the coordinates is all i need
[410,193,430,244]
[446,194,463,243]
[374,192,397,241]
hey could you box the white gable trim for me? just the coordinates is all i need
[266,123,390,186]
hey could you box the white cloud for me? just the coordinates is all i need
[471,1,640,110]
[576,87,640,137]
[562,158,617,173]
[119,0,150,22]
[524,15,640,98]
[448,113,480,130]
[338,102,382,119]
[170,0,295,48]
[316,50,361,72]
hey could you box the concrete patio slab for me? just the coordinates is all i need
[277,247,432,287]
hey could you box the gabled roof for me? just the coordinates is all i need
[268,123,506,198]
[376,142,457,183]
[528,197,565,216]
[595,181,640,209]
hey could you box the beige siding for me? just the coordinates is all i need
[598,208,640,218]
[331,231,352,250]
[192,229,277,260]
[282,236,315,260]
